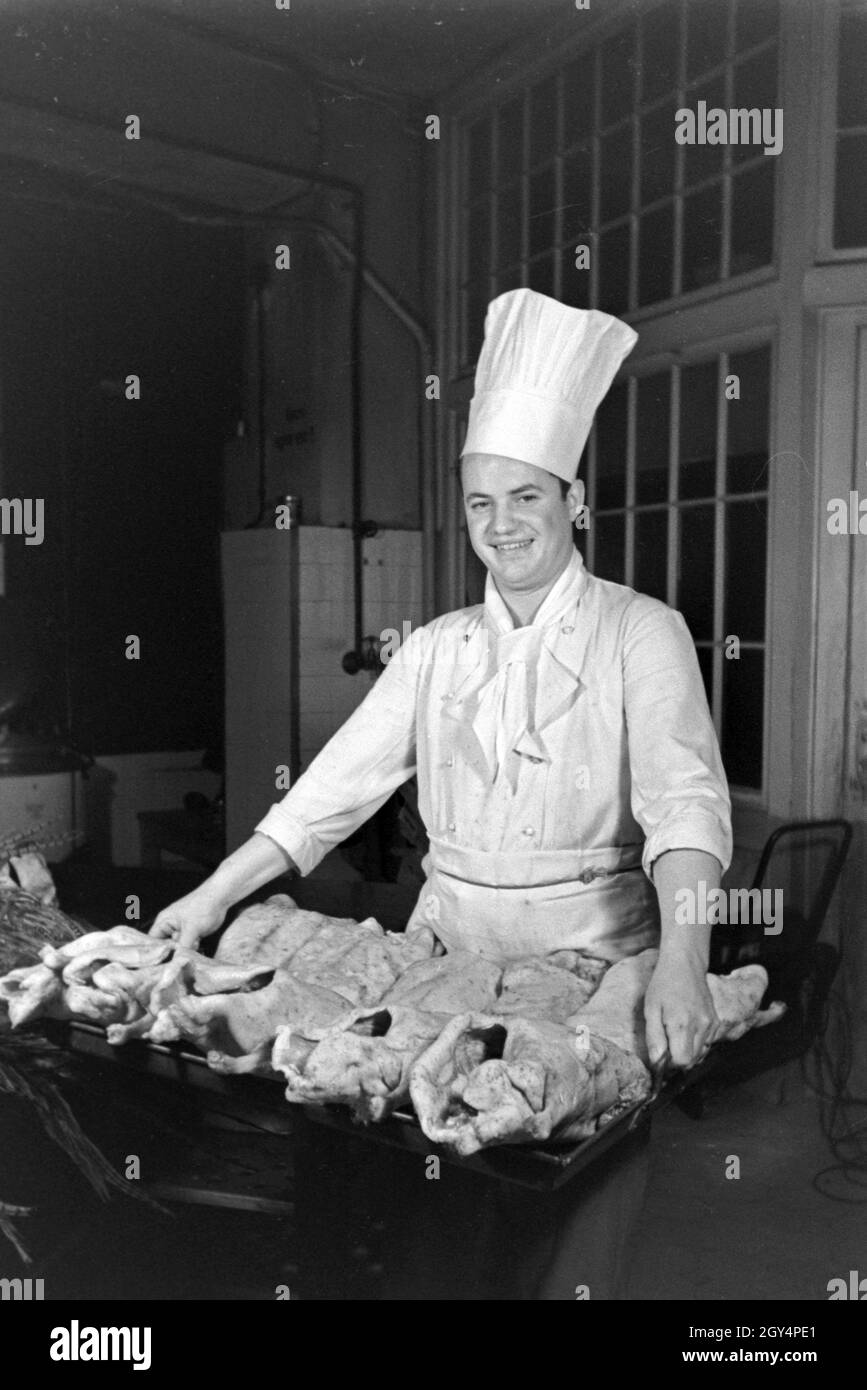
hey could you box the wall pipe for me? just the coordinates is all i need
[0,89,380,674]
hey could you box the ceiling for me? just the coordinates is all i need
[0,0,593,221]
[133,0,574,102]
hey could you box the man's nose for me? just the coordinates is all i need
[488,503,517,533]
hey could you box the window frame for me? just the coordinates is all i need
[817,0,867,263]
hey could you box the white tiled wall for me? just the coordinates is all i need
[297,527,423,770]
[223,527,423,850]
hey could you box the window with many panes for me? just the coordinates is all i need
[581,343,771,793]
[835,1,867,247]
[460,0,780,366]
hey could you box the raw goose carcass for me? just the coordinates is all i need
[493,954,606,1022]
[273,1005,446,1120]
[409,1012,650,1156]
[285,917,432,1007]
[214,896,331,967]
[567,949,786,1063]
[146,964,354,1067]
[0,928,175,1028]
[274,951,503,1118]
[380,951,502,1013]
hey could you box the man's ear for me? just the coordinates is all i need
[567,478,585,520]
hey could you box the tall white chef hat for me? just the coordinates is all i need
[461,289,638,483]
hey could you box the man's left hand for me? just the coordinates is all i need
[644,951,721,1070]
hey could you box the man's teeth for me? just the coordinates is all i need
[495,540,533,551]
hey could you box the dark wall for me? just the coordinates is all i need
[0,198,244,757]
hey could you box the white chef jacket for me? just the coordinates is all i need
[256,550,732,964]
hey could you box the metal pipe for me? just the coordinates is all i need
[349,197,365,659]
[304,221,435,622]
[0,91,378,669]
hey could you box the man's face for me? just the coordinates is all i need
[462,454,584,596]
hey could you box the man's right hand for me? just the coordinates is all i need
[148,832,295,950]
[149,886,229,950]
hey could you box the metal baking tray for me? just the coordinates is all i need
[41,1018,712,1191]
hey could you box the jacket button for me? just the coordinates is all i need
[446,757,455,767]
[561,624,574,634]
[448,822,456,832]
[522,827,534,836]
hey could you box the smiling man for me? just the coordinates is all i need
[151,289,732,1298]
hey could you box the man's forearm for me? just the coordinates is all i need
[200,832,297,911]
[651,847,721,967]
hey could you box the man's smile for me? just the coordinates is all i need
[491,538,534,552]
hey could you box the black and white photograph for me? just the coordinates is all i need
[0,0,865,1341]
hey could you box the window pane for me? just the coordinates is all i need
[601,28,636,128]
[682,181,722,291]
[641,101,677,205]
[465,201,490,284]
[560,245,591,308]
[726,345,770,492]
[563,50,595,141]
[530,79,557,166]
[562,143,593,230]
[732,49,779,165]
[467,117,492,197]
[595,380,628,508]
[686,0,730,82]
[593,513,626,583]
[498,99,524,183]
[680,359,718,499]
[634,509,669,600]
[835,134,867,249]
[735,0,779,53]
[600,124,633,223]
[636,373,670,502]
[598,221,631,314]
[731,160,775,273]
[725,498,767,642]
[638,201,675,306]
[640,0,680,103]
[529,164,556,256]
[495,186,522,267]
[722,647,764,789]
[695,644,714,707]
[527,253,555,296]
[683,75,727,188]
[838,11,867,128]
[678,504,715,641]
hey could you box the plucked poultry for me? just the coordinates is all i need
[273,1005,446,1120]
[407,949,786,1156]
[272,950,504,1118]
[567,948,786,1063]
[493,953,608,1022]
[409,1013,649,1156]
[0,892,787,1156]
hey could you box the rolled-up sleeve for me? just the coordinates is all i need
[623,598,732,880]
[254,628,425,876]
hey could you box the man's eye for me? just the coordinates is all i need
[518,494,538,503]
[470,500,489,511]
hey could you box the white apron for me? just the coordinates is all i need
[256,551,732,965]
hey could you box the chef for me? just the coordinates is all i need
[151,288,732,1298]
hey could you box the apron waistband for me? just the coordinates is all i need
[427,838,644,889]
